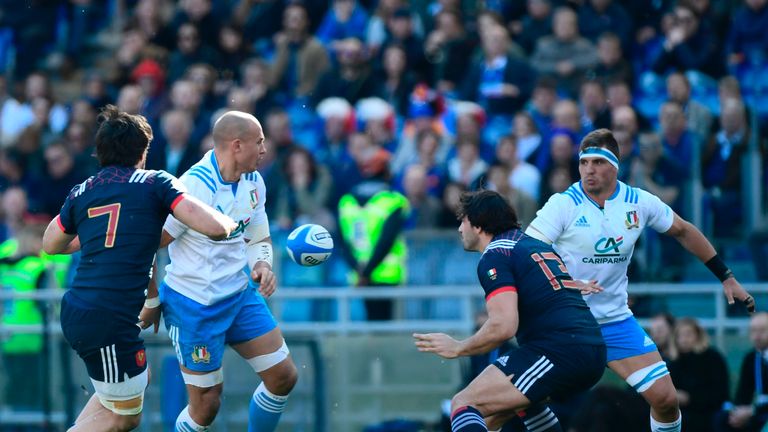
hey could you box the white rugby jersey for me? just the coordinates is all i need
[526,181,674,324]
[163,150,268,305]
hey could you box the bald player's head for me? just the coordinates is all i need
[212,111,262,147]
[750,312,768,351]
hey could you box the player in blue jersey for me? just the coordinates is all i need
[41,106,237,432]
[526,129,756,432]
[414,190,606,432]
[140,111,298,432]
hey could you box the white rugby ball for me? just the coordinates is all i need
[285,224,334,266]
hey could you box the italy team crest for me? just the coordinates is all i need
[249,189,259,209]
[192,345,210,363]
[625,211,640,229]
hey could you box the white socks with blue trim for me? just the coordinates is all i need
[248,382,289,432]
[650,412,681,432]
[176,406,209,432]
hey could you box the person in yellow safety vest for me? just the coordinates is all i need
[338,158,409,321]
[1,223,48,411]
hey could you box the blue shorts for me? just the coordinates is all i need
[600,316,658,362]
[160,282,277,372]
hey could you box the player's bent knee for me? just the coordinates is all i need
[246,339,290,373]
[181,369,224,388]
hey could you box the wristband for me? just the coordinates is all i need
[705,254,734,282]
[144,296,161,308]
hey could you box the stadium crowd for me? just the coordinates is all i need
[1,0,768,430]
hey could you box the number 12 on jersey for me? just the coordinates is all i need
[88,203,121,248]
[531,252,579,291]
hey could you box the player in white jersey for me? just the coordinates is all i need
[525,129,755,432]
[139,111,297,432]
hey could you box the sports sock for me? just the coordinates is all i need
[451,406,487,431]
[175,406,209,432]
[518,404,562,432]
[650,411,681,432]
[248,382,289,432]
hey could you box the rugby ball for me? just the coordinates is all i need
[285,224,333,266]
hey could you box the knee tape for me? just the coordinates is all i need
[626,361,669,393]
[247,340,290,373]
[181,369,224,388]
[92,369,148,416]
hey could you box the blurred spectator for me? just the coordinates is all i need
[167,23,219,83]
[531,7,599,95]
[649,312,678,362]
[552,99,588,143]
[591,32,634,87]
[169,0,221,49]
[511,0,553,55]
[538,129,579,200]
[0,186,29,240]
[486,164,537,228]
[473,10,525,60]
[461,25,535,121]
[402,164,443,229]
[129,0,175,50]
[337,152,408,320]
[446,136,487,188]
[147,109,200,176]
[39,142,86,218]
[666,72,714,141]
[612,105,640,182]
[316,97,356,167]
[494,135,541,202]
[606,79,652,131]
[317,0,370,49]
[169,79,212,146]
[239,58,277,121]
[357,97,398,152]
[401,128,447,198]
[268,2,330,101]
[579,80,612,131]
[651,3,722,77]
[274,147,335,231]
[111,26,152,89]
[578,0,633,50]
[130,58,169,124]
[632,132,685,213]
[714,312,768,432]
[82,71,112,110]
[4,73,69,145]
[527,77,558,138]
[231,0,286,45]
[63,121,97,178]
[668,317,729,432]
[0,150,41,209]
[382,7,428,81]
[513,111,543,164]
[367,0,423,54]
[659,101,696,178]
[185,63,222,113]
[374,44,417,117]
[215,22,251,83]
[726,0,768,72]
[424,9,475,94]
[313,37,377,106]
[438,181,466,228]
[702,98,749,237]
[116,84,145,115]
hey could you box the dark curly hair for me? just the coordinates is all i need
[94,105,153,167]
[457,190,520,235]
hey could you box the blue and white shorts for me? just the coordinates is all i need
[160,282,277,372]
[600,316,658,363]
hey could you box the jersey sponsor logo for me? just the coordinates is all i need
[625,211,640,229]
[249,189,259,209]
[487,268,497,280]
[583,236,628,264]
[135,349,146,367]
[227,217,251,239]
[192,345,210,363]
[497,356,508,367]
[574,216,590,228]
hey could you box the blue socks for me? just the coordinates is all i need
[248,382,289,432]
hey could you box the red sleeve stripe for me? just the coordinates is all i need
[486,286,517,301]
[55,215,67,233]
[170,194,185,211]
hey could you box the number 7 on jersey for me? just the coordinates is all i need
[88,203,121,248]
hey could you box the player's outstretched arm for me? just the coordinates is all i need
[42,216,78,255]
[414,292,519,359]
[172,194,238,240]
[665,213,756,312]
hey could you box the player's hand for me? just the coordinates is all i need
[413,333,461,359]
[571,279,603,296]
[138,305,161,334]
[252,262,277,298]
[723,278,756,314]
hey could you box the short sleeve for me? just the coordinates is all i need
[638,188,675,233]
[57,192,77,235]
[154,170,187,212]
[526,193,571,243]
[477,253,517,302]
